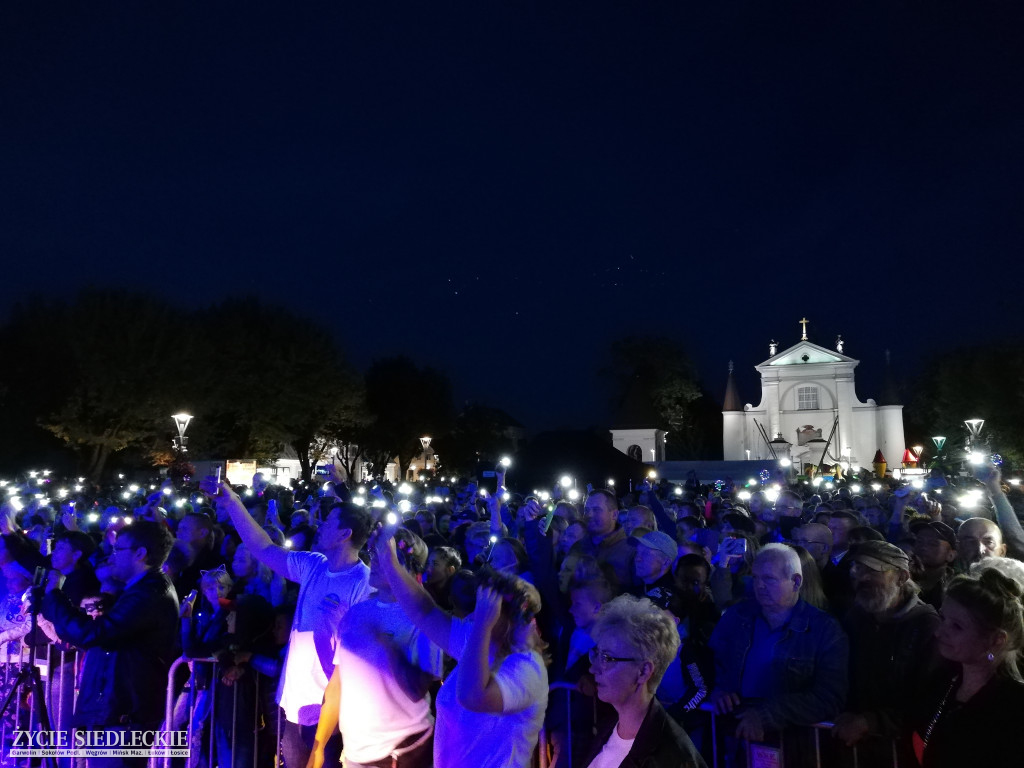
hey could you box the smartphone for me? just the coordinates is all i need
[720,536,747,558]
[315,465,333,476]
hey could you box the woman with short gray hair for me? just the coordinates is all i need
[584,595,706,767]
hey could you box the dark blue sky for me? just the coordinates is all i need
[2,2,1021,431]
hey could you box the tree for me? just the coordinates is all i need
[362,357,454,480]
[432,403,519,475]
[191,298,363,480]
[602,335,709,458]
[318,386,374,482]
[36,289,187,479]
[906,343,1024,470]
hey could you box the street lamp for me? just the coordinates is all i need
[931,435,946,453]
[419,436,432,477]
[172,413,193,453]
[964,419,985,451]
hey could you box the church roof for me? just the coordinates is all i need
[723,362,743,412]
[757,340,857,368]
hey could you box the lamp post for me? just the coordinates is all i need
[172,413,193,454]
[964,419,985,452]
[419,436,432,479]
[769,433,794,483]
[964,419,986,465]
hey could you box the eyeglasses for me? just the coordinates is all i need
[112,545,136,553]
[588,648,640,667]
[81,603,104,614]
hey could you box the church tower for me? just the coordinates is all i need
[722,361,745,460]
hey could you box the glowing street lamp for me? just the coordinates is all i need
[172,413,193,453]
[419,436,432,477]
[964,419,985,452]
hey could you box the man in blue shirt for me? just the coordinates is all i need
[709,544,848,746]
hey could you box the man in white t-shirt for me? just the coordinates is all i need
[312,528,442,768]
[206,479,371,768]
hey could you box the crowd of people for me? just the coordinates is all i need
[0,458,1022,768]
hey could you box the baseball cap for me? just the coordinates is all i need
[910,520,957,549]
[629,530,677,561]
[851,540,910,573]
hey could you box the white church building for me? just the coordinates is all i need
[722,323,906,472]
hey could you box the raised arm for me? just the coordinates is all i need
[457,585,506,712]
[202,477,290,578]
[372,527,454,656]
[980,466,1024,560]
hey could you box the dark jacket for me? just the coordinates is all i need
[913,669,1024,768]
[44,568,179,727]
[843,594,939,736]
[709,598,848,731]
[586,697,707,768]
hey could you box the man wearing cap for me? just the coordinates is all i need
[630,530,679,611]
[909,521,957,609]
[831,540,938,763]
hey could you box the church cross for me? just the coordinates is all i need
[799,317,809,340]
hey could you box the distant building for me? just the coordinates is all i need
[722,324,905,472]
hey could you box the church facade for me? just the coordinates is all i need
[722,327,906,472]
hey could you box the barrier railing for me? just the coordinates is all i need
[537,681,578,768]
[534,687,901,768]
[697,703,901,768]
[163,656,275,768]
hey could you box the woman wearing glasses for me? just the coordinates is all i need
[584,595,707,768]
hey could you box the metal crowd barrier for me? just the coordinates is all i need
[1,641,51,767]
[162,656,278,768]
[698,703,901,768]
[537,681,577,768]
[0,642,279,768]
[533,687,901,768]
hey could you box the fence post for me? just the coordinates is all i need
[163,656,188,768]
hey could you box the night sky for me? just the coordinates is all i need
[2,2,1022,432]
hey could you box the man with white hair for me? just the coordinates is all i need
[709,544,848,746]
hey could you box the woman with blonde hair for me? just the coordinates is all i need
[789,544,829,612]
[911,569,1024,766]
[373,527,548,768]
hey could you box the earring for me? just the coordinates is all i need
[987,652,996,662]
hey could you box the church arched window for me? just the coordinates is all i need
[627,444,643,461]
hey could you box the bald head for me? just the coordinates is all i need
[957,517,1006,566]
